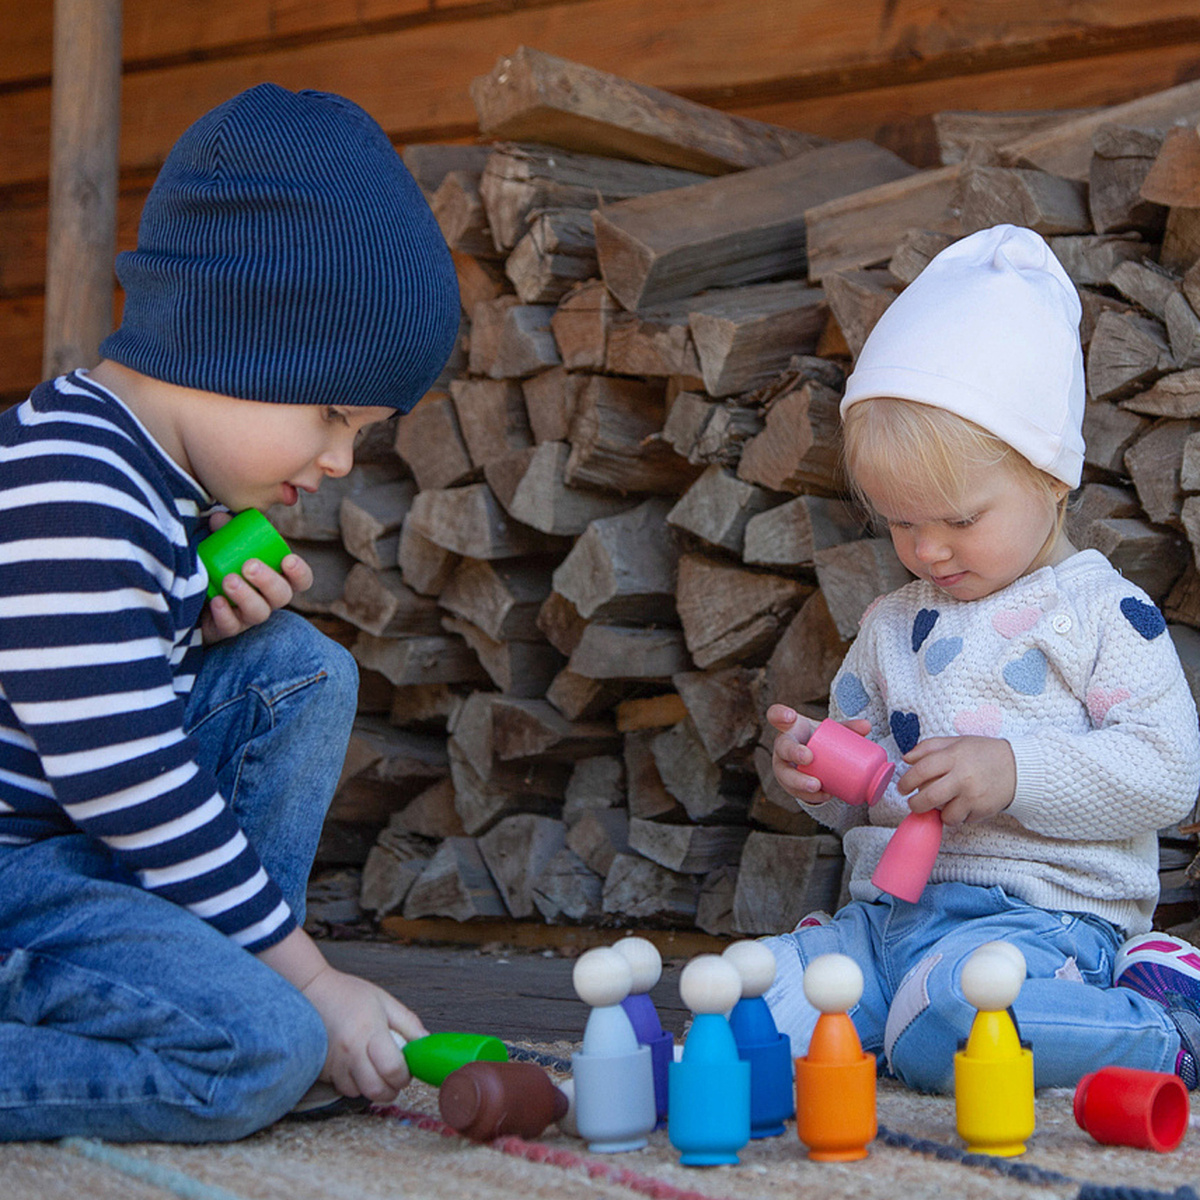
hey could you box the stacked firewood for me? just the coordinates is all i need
[287,48,1200,937]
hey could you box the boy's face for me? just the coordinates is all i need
[859,460,1068,602]
[179,394,394,511]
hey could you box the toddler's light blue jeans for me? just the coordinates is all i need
[0,611,357,1141]
[762,881,1182,1093]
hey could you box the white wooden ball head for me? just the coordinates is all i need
[679,954,743,1016]
[612,936,662,994]
[975,940,1027,979]
[802,953,864,1014]
[960,946,1025,1012]
[573,946,634,1008]
[722,940,777,999]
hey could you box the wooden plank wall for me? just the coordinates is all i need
[5,1,1200,403]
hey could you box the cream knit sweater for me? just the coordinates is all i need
[800,549,1200,935]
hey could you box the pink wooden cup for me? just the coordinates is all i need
[805,719,894,807]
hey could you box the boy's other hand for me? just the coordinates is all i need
[200,511,314,643]
[897,735,1016,826]
[767,704,871,804]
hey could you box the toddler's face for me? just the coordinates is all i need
[858,461,1067,602]
[180,395,393,511]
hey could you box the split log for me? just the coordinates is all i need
[673,666,763,764]
[592,139,916,311]
[1109,259,1181,321]
[764,589,854,706]
[505,209,598,304]
[479,142,705,252]
[531,847,604,923]
[545,669,626,721]
[731,832,844,935]
[402,144,494,198]
[805,165,962,283]
[624,729,686,822]
[339,480,415,570]
[956,165,1091,236]
[287,542,358,616]
[449,378,534,467]
[567,625,691,681]
[736,376,844,495]
[478,813,567,918]
[814,538,913,641]
[536,589,588,655]
[1166,564,1200,628]
[402,836,508,922]
[439,557,555,641]
[821,269,900,359]
[397,519,461,596]
[605,301,701,378]
[1046,234,1146,288]
[454,251,510,313]
[552,497,678,621]
[470,46,826,175]
[662,392,763,466]
[651,717,754,823]
[676,553,811,670]
[628,818,750,875]
[332,717,450,826]
[565,375,702,495]
[1166,292,1200,370]
[1124,418,1200,525]
[360,829,435,917]
[743,493,866,571]
[933,108,1097,166]
[1140,124,1200,209]
[549,279,618,371]
[352,632,490,687]
[1085,310,1173,403]
[602,853,700,925]
[522,366,586,444]
[1084,518,1190,602]
[331,565,444,638]
[1160,208,1200,275]
[441,614,564,698]
[750,786,824,836]
[467,296,561,379]
[666,465,781,555]
[695,865,738,937]
[888,228,957,285]
[507,440,636,535]
[615,693,690,733]
[447,739,566,836]
[1184,431,1200,490]
[394,392,475,492]
[1089,124,1168,236]
[389,777,467,839]
[1082,400,1152,477]
[566,808,631,877]
[1064,482,1143,548]
[407,483,569,559]
[431,169,502,261]
[482,447,538,513]
[689,280,827,397]
[562,755,626,825]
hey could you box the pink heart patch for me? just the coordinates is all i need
[1087,687,1131,724]
[954,705,1003,738]
[992,607,1041,639]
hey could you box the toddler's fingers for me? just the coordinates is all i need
[280,552,314,594]
[766,703,801,733]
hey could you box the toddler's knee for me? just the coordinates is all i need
[883,954,960,1093]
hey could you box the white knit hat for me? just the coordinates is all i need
[840,224,1085,487]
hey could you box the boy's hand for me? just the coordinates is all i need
[200,514,314,644]
[300,964,429,1102]
[768,703,871,803]
[897,736,1016,826]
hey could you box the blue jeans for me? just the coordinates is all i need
[0,611,357,1141]
[762,881,1182,1093]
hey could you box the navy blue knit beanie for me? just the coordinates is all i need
[100,83,460,412]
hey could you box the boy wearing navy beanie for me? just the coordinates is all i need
[0,85,460,1140]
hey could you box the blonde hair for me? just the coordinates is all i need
[842,397,1068,533]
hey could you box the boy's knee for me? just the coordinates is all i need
[884,954,961,1093]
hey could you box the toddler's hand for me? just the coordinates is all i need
[200,512,314,643]
[767,704,871,803]
[301,964,429,1103]
[897,735,1016,826]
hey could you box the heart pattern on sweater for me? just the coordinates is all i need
[890,710,921,754]
[954,704,1003,738]
[1120,596,1166,640]
[992,606,1041,639]
[835,673,870,717]
[1003,648,1047,696]
[912,608,939,652]
[925,636,962,676]
[1086,686,1131,724]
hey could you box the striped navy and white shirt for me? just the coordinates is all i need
[0,372,293,953]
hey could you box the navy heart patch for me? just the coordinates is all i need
[1120,596,1166,640]
[912,608,939,653]
[890,710,921,754]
